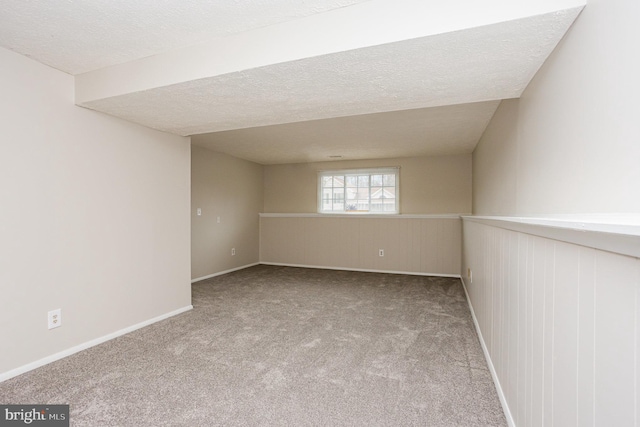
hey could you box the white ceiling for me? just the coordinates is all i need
[192,101,501,164]
[0,0,370,75]
[0,0,586,165]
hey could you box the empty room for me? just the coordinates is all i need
[1,0,639,426]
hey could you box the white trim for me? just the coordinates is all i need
[260,261,461,278]
[516,212,640,226]
[260,213,468,219]
[191,262,260,283]
[460,277,516,427]
[462,215,640,258]
[318,167,400,215]
[0,305,193,383]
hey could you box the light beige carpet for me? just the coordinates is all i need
[0,265,506,426]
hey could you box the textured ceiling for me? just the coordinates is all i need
[192,101,501,165]
[0,0,585,164]
[0,0,369,74]
[82,12,577,137]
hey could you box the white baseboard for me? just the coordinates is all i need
[0,305,193,383]
[260,262,461,278]
[460,277,515,427]
[191,262,260,283]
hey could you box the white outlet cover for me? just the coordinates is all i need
[197,208,202,216]
[48,309,62,329]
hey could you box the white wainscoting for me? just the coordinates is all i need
[260,214,463,276]
[462,217,640,427]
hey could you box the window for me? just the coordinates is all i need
[318,167,399,214]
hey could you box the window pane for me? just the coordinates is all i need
[383,200,396,212]
[355,200,369,211]
[322,188,333,210]
[319,168,397,214]
[371,187,383,200]
[356,188,369,199]
[333,188,344,211]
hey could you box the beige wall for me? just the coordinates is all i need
[466,0,640,424]
[261,155,469,275]
[473,0,640,216]
[462,219,640,426]
[261,215,461,276]
[472,99,520,215]
[191,146,263,280]
[0,47,191,376]
[264,155,472,214]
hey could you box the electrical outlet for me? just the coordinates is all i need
[196,208,202,216]
[231,248,236,256]
[217,216,221,224]
[48,309,62,330]
[379,249,384,257]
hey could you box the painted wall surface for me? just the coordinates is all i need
[264,155,472,214]
[472,99,520,216]
[462,220,640,427]
[261,216,461,276]
[0,47,191,376]
[473,0,640,216]
[466,0,640,424]
[191,146,263,280]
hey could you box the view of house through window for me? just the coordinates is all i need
[318,168,399,214]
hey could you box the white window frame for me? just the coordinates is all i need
[317,167,400,215]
